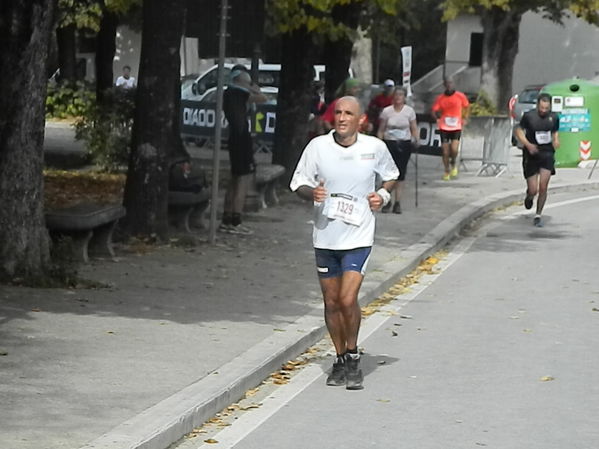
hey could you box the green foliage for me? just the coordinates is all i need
[75,88,135,172]
[58,0,103,31]
[57,0,141,31]
[46,82,96,119]
[441,0,599,23]
[469,90,498,116]
[266,0,402,41]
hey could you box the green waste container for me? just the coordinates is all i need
[541,78,599,167]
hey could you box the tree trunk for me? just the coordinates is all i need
[95,7,119,103]
[0,0,55,282]
[273,29,318,183]
[323,1,360,103]
[56,24,77,83]
[480,7,522,113]
[122,0,186,239]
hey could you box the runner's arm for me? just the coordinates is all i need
[410,119,419,147]
[376,117,388,140]
[515,126,538,154]
[552,131,560,149]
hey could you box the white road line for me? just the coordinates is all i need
[193,239,477,449]
[193,192,599,448]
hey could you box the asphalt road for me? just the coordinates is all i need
[177,190,599,449]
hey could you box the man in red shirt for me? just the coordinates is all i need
[431,78,470,180]
[367,79,395,135]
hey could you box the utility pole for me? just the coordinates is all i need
[208,0,229,244]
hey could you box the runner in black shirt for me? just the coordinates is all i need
[515,93,560,227]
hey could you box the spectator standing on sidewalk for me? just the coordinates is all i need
[431,78,469,181]
[515,93,560,227]
[367,79,395,135]
[290,96,398,390]
[219,69,266,235]
[377,86,419,214]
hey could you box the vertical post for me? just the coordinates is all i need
[208,0,229,244]
[414,148,418,208]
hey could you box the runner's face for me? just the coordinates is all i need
[537,99,550,117]
[334,98,364,138]
[393,91,406,106]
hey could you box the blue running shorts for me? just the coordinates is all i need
[314,247,372,279]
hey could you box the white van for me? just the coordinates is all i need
[182,63,327,100]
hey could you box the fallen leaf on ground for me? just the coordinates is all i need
[540,376,555,382]
[204,439,218,444]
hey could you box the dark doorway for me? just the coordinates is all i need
[469,32,483,67]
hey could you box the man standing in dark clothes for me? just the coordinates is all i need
[515,93,560,227]
[219,69,266,235]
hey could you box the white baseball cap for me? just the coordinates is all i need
[383,79,395,87]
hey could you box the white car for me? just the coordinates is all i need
[182,63,326,100]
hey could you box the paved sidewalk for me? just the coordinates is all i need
[2,144,598,449]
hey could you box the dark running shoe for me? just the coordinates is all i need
[524,195,533,210]
[381,203,391,214]
[344,353,364,390]
[326,356,346,386]
[533,216,543,227]
[392,202,402,214]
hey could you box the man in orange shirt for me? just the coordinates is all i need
[431,78,470,180]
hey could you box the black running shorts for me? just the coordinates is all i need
[440,130,461,143]
[522,150,555,179]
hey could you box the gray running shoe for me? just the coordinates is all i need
[325,356,346,386]
[228,224,253,235]
[533,216,543,227]
[344,353,364,390]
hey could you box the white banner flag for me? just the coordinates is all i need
[401,46,412,97]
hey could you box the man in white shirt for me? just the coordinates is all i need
[115,65,136,89]
[290,96,398,390]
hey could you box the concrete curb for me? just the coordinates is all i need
[80,180,599,449]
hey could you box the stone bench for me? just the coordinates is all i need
[255,164,285,209]
[45,203,126,262]
[168,189,211,233]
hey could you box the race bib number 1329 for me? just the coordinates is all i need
[325,193,366,226]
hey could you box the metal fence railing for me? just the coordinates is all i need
[460,116,512,177]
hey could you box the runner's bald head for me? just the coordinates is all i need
[337,95,364,115]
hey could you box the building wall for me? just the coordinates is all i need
[444,12,599,97]
[445,14,482,64]
[513,12,599,93]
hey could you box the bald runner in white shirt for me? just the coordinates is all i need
[290,96,398,390]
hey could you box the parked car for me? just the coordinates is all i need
[181,62,352,101]
[184,85,277,104]
[509,84,544,145]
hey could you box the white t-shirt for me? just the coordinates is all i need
[116,76,136,88]
[290,131,399,250]
[380,104,416,141]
